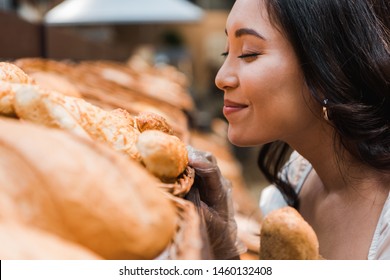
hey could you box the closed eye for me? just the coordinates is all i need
[220,52,261,61]
[237,53,261,59]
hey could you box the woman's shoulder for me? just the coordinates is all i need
[259,151,312,216]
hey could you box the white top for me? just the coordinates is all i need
[259,151,390,260]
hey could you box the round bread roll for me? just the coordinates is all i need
[136,130,188,181]
[0,118,177,260]
[260,206,320,260]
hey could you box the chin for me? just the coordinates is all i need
[228,133,256,147]
[227,128,272,147]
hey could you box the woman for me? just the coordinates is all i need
[189,0,389,260]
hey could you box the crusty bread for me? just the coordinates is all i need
[0,222,102,260]
[13,83,141,160]
[13,84,90,138]
[136,130,188,181]
[0,118,177,259]
[260,206,320,260]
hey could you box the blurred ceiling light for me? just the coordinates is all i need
[44,0,204,25]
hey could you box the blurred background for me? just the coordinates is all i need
[0,0,267,202]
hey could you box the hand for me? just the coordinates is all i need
[185,146,243,260]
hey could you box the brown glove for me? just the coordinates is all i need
[185,146,244,260]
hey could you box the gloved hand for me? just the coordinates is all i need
[185,146,244,260]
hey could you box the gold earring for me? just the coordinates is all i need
[322,99,329,121]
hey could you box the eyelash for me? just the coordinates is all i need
[220,52,261,59]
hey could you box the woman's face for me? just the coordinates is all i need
[215,0,320,147]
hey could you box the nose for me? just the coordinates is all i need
[215,61,239,91]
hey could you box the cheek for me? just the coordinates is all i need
[243,65,296,114]
[247,57,310,113]
[233,66,316,144]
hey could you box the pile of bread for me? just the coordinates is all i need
[0,59,253,260]
[0,59,321,260]
[0,61,201,259]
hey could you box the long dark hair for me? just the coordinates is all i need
[258,0,390,208]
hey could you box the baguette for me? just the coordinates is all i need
[13,83,141,160]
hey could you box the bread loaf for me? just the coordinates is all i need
[0,222,102,260]
[0,118,177,259]
[260,206,319,260]
[13,83,141,160]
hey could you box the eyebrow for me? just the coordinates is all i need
[225,28,266,40]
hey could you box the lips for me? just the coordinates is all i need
[223,99,248,116]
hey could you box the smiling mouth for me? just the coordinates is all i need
[224,99,248,107]
[223,100,248,116]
